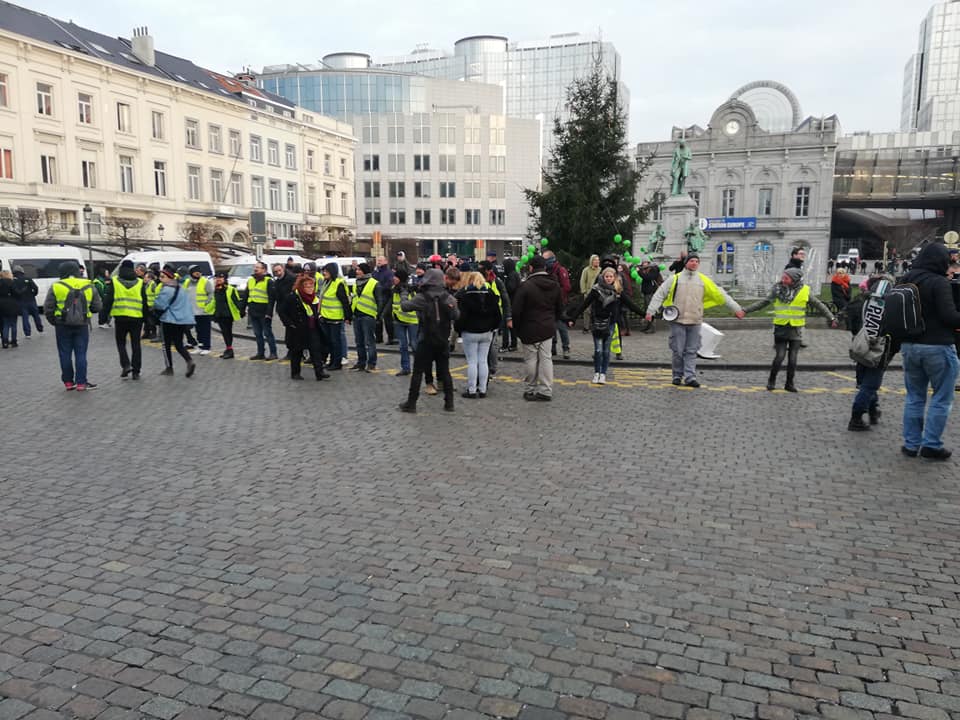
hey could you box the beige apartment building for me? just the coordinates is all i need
[0,1,356,258]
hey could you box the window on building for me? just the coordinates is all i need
[306,148,315,171]
[80,159,95,188]
[116,102,132,133]
[40,154,57,184]
[414,181,430,198]
[413,114,430,144]
[185,119,200,148]
[269,179,281,209]
[325,186,334,214]
[36,83,53,116]
[758,188,773,216]
[414,154,431,171]
[363,154,380,172]
[464,209,480,225]
[364,181,381,199]
[153,161,167,197]
[795,186,811,217]
[414,209,431,225]
[324,153,332,175]
[439,182,456,198]
[489,127,505,145]
[78,93,93,124]
[489,155,506,173]
[230,173,242,205]
[364,209,382,225]
[250,135,262,162]
[341,193,348,216]
[267,140,279,165]
[652,202,663,222]
[285,144,296,169]
[438,154,456,172]
[389,181,405,198]
[286,182,297,212]
[0,148,11,180]
[151,110,165,140]
[188,166,201,200]
[119,155,134,193]
[208,125,222,154]
[388,154,405,172]
[0,74,8,108]
[489,209,505,226]
[210,169,223,202]
[465,155,481,173]
[440,209,455,225]
[715,242,735,275]
[489,181,505,199]
[251,176,264,208]
[362,125,380,144]
[721,189,736,217]
[307,185,316,214]
[389,208,407,225]
[340,157,347,178]
[464,126,481,144]
[688,190,701,213]
[464,181,481,199]
[387,124,404,144]
[229,129,241,158]
[438,114,455,144]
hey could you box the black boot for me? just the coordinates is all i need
[848,411,871,431]
[869,405,881,425]
[766,370,777,391]
[784,369,797,393]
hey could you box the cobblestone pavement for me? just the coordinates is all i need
[1,330,958,720]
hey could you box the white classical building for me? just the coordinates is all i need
[0,0,356,260]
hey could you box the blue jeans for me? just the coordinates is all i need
[194,316,212,350]
[462,331,494,393]
[353,314,378,368]
[55,324,90,384]
[250,313,276,356]
[552,319,570,354]
[396,322,419,372]
[20,300,43,335]
[902,343,960,450]
[322,320,344,367]
[1,315,16,345]
[593,331,613,373]
[853,364,886,415]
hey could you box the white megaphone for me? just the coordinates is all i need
[697,322,724,359]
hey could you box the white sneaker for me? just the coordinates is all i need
[199,349,210,355]
[598,373,606,384]
[592,373,600,384]
[188,347,199,354]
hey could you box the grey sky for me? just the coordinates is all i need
[23,0,924,142]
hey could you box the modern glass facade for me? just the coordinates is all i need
[834,147,960,198]
[259,72,426,119]
[902,1,960,132]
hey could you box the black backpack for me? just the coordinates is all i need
[421,294,452,346]
[58,282,89,326]
[880,283,924,341]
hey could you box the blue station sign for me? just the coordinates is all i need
[700,217,757,232]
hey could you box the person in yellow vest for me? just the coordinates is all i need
[241,261,278,361]
[645,252,745,388]
[743,267,837,392]
[42,260,102,391]
[103,259,148,379]
[143,264,161,339]
[392,269,418,375]
[279,274,330,381]
[205,272,243,359]
[319,261,352,370]
[351,262,381,372]
[183,265,213,355]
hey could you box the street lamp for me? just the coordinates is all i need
[158,224,165,251]
[82,204,92,274]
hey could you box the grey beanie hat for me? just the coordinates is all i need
[783,267,804,284]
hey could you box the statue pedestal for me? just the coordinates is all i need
[661,194,698,261]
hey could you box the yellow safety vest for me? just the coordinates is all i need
[488,277,503,312]
[352,278,378,317]
[663,272,726,310]
[321,277,346,320]
[392,288,418,325]
[246,276,271,305]
[183,276,210,314]
[773,285,810,327]
[51,278,96,320]
[204,285,241,321]
[145,280,161,308]
[111,279,144,318]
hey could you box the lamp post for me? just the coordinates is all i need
[158,223,165,251]
[82,204,92,275]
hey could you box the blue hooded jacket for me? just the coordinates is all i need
[154,280,195,325]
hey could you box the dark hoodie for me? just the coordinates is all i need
[901,243,960,346]
[512,271,563,344]
[103,263,149,317]
[503,258,520,297]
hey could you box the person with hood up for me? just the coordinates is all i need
[318,261,352,370]
[103,259,149,378]
[153,265,197,378]
[280,274,330,382]
[0,270,19,348]
[512,255,564,401]
[743,267,836,392]
[397,268,459,413]
[898,243,960,460]
[182,265,213,355]
[12,266,43,336]
[204,271,242,359]
[43,260,101,390]
[565,265,646,385]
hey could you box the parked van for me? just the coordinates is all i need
[0,244,87,299]
[315,256,372,288]
[115,250,214,278]
[218,254,310,289]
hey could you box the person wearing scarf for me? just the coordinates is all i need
[565,266,645,385]
[744,267,837,392]
[280,275,330,381]
[831,268,851,312]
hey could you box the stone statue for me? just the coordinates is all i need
[647,224,666,255]
[684,222,708,253]
[670,140,692,196]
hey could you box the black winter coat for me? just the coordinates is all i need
[512,272,562,344]
[901,243,960,346]
[0,278,18,317]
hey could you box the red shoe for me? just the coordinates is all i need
[64,382,75,391]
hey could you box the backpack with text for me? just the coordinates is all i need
[58,282,89,326]
[880,282,924,341]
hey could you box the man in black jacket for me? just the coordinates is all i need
[899,243,960,460]
[512,255,563,401]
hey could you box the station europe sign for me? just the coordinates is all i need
[699,217,757,232]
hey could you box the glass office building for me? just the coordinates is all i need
[902,1,960,132]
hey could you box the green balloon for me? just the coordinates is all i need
[659,264,667,271]
[622,240,631,248]
[639,247,647,253]
[631,271,640,282]
[541,238,549,247]
[624,253,633,263]
[614,233,623,244]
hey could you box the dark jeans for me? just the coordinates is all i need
[376,309,395,343]
[249,311,277,356]
[770,338,800,386]
[853,363,885,414]
[143,313,157,338]
[551,319,570,354]
[322,320,344,368]
[194,316,212,350]
[406,340,453,408]
[289,327,328,379]
[161,323,192,368]
[1,315,16,345]
[114,317,143,372]
[55,324,89,384]
[395,322,418,372]
[98,305,110,326]
[354,314,378,368]
[593,331,613,374]
[19,300,42,335]
[216,318,234,348]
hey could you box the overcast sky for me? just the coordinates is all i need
[23,0,925,142]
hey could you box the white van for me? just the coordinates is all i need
[115,250,214,277]
[315,256,372,288]
[218,254,310,289]
[0,244,87,299]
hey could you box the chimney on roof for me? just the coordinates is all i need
[131,26,155,67]
[235,68,256,87]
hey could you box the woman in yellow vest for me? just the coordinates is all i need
[743,267,837,392]
[280,275,331,381]
[391,269,418,375]
[104,259,148,379]
[204,272,243,359]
